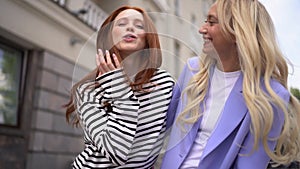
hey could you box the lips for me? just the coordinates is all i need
[123,34,137,42]
[203,37,212,45]
[203,37,212,42]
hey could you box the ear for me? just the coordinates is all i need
[231,34,236,44]
[230,31,236,42]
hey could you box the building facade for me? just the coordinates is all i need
[0,0,213,168]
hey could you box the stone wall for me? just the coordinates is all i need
[26,51,89,169]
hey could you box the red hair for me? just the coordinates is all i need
[64,6,162,125]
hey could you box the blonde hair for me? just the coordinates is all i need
[177,0,300,165]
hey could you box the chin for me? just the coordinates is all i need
[203,49,219,58]
[202,48,212,55]
[121,48,138,53]
[121,46,145,52]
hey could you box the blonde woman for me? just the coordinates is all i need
[161,0,300,168]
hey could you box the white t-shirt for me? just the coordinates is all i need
[180,67,241,169]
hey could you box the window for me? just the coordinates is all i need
[0,42,23,126]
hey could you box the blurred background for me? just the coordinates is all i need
[0,0,299,169]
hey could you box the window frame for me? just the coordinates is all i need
[0,36,28,135]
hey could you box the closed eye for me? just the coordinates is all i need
[135,24,144,29]
[118,23,126,26]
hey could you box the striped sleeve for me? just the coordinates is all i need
[75,69,140,166]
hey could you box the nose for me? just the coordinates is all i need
[126,23,134,32]
[198,24,207,35]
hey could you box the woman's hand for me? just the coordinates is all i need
[96,49,120,76]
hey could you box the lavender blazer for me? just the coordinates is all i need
[161,57,290,169]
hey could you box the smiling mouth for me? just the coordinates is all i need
[203,38,213,45]
[203,37,212,42]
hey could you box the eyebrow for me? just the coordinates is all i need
[115,18,127,23]
[116,17,144,23]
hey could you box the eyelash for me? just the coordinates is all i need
[204,20,218,26]
[117,23,144,29]
[118,23,126,26]
[136,25,144,29]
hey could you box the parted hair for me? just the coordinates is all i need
[177,0,300,165]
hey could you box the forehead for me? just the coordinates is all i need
[207,3,218,19]
[115,9,144,21]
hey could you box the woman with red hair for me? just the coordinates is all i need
[64,6,174,169]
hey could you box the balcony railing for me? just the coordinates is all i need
[51,0,108,31]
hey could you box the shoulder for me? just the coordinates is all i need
[182,56,200,76]
[187,56,200,70]
[150,69,175,92]
[174,57,201,89]
[268,79,290,102]
[182,56,201,77]
[269,79,288,93]
[154,69,175,82]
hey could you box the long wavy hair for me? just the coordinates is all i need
[64,6,162,126]
[177,0,300,165]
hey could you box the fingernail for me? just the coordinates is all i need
[98,49,102,53]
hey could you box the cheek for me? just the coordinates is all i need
[139,36,146,48]
[112,28,123,44]
[210,29,225,45]
[137,29,146,37]
[210,29,220,39]
[138,32,146,44]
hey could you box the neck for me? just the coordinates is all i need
[217,53,240,72]
[121,52,146,77]
[119,50,138,60]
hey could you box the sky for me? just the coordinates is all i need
[259,0,300,89]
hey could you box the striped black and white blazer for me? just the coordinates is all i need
[73,68,174,169]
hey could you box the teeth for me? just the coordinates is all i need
[125,35,136,38]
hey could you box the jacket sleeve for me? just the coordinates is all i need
[166,83,181,129]
[166,58,198,129]
[232,89,290,169]
[75,69,139,165]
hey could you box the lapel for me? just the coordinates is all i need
[177,116,203,156]
[177,65,213,156]
[200,73,248,160]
